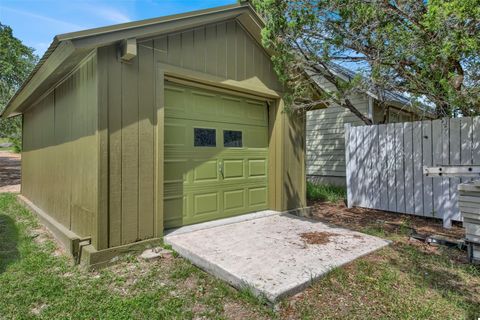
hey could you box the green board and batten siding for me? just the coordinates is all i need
[97,42,156,248]
[22,53,100,247]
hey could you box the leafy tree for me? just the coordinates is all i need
[251,0,480,123]
[0,23,38,151]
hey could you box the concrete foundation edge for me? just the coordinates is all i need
[269,239,391,302]
[164,238,274,301]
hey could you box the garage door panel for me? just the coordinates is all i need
[166,84,267,127]
[247,100,268,122]
[165,123,187,147]
[164,181,184,199]
[165,86,187,113]
[248,159,267,177]
[164,160,187,182]
[164,82,268,228]
[193,160,219,182]
[164,196,187,226]
[246,127,268,148]
[224,189,246,211]
[223,159,244,180]
[249,187,268,207]
[220,96,244,118]
[191,90,218,117]
[193,192,219,215]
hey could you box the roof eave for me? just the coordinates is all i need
[67,5,256,50]
[57,3,250,42]
[1,3,265,118]
[1,40,77,118]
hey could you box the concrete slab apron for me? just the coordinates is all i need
[165,213,390,303]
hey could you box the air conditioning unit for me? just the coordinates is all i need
[459,181,480,264]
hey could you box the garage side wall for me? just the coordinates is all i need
[22,53,99,245]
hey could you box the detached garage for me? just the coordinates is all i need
[1,3,306,267]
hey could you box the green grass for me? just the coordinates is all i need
[306,181,346,202]
[0,193,272,319]
[1,193,479,319]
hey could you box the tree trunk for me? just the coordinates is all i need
[381,105,390,124]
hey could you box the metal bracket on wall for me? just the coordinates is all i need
[119,38,137,63]
[423,165,480,179]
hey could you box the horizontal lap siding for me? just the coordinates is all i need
[22,54,98,245]
[306,96,369,180]
[101,19,284,246]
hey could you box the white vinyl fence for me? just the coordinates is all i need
[345,116,480,227]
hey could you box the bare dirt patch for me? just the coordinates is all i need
[222,301,270,320]
[308,200,465,240]
[0,151,21,193]
[300,231,339,245]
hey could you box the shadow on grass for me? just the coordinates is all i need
[389,242,480,318]
[0,214,19,273]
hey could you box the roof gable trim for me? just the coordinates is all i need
[1,3,265,118]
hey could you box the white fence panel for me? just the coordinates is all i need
[403,122,414,215]
[395,123,406,213]
[378,125,389,211]
[412,121,424,215]
[345,116,480,227]
[449,118,462,222]
[422,120,434,217]
[432,120,443,218]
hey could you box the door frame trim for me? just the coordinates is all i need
[159,63,281,100]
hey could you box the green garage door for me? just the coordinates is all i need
[164,82,269,228]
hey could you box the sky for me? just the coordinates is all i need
[0,0,236,56]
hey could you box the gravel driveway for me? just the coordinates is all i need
[0,151,21,193]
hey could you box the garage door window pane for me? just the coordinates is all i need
[194,128,216,147]
[224,130,242,147]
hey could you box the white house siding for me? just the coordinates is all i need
[306,93,369,186]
